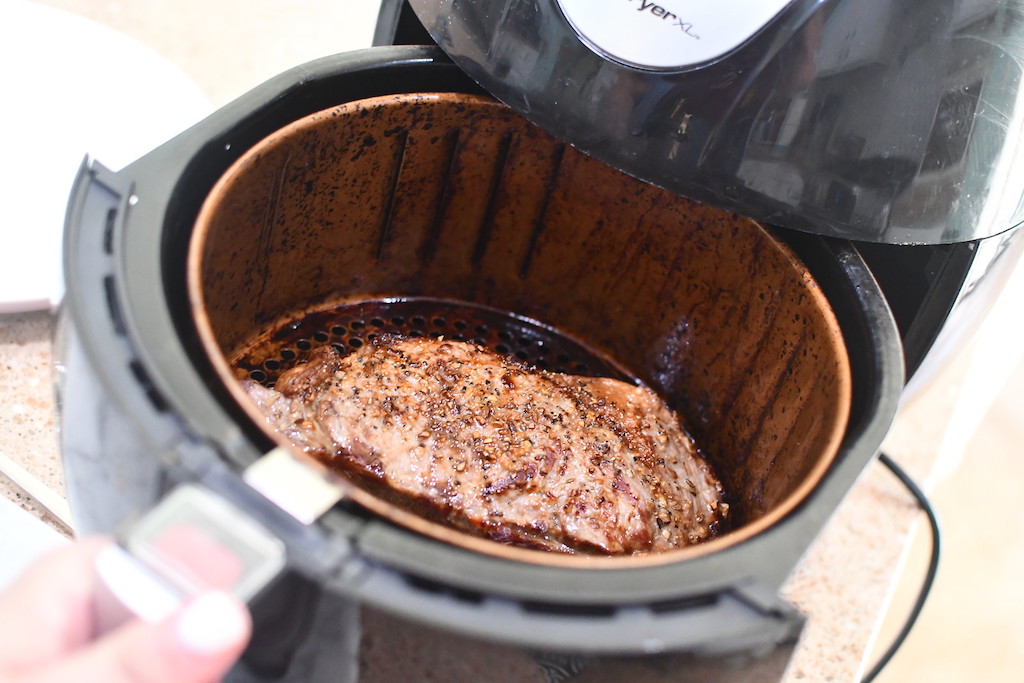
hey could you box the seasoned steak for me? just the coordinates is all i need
[243,337,728,554]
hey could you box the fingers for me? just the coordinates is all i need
[0,539,251,683]
[0,536,112,670]
[23,590,251,683]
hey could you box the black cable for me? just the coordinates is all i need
[860,451,942,683]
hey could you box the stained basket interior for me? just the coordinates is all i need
[188,92,852,564]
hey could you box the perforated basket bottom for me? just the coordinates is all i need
[232,298,634,388]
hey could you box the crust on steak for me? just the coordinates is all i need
[244,337,728,554]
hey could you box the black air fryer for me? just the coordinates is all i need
[57,1,1023,681]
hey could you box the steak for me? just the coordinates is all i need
[243,337,728,554]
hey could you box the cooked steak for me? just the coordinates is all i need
[243,337,728,554]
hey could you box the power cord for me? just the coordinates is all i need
[860,451,942,683]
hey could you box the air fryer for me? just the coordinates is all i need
[56,0,1024,680]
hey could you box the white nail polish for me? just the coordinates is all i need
[174,591,248,655]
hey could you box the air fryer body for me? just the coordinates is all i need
[57,0,1024,678]
[60,46,903,675]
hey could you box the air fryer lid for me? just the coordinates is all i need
[405,0,1024,245]
[188,91,852,567]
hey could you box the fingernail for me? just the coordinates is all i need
[174,591,249,655]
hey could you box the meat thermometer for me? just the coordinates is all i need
[94,447,347,633]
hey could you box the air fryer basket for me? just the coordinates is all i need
[188,91,852,566]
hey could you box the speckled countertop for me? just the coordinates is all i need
[0,312,67,531]
[2,1,1021,681]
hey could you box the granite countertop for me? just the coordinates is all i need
[0,303,985,681]
[0,312,67,531]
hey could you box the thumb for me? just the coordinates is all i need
[27,591,251,683]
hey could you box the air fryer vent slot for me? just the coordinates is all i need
[404,573,486,605]
[520,601,618,618]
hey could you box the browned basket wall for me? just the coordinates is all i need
[189,92,851,560]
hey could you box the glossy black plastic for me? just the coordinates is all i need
[408,0,1024,244]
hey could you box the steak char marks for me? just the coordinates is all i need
[244,337,728,554]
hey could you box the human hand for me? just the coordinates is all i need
[0,536,251,683]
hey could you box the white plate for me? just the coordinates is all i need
[0,0,212,313]
[0,495,67,590]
